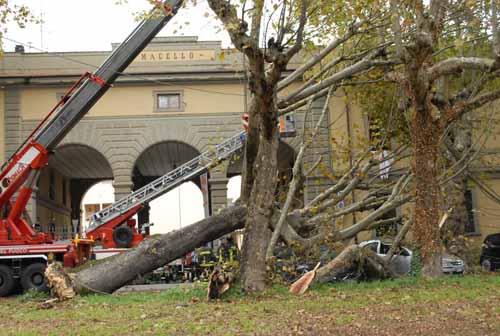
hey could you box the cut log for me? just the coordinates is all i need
[65,204,247,294]
[207,266,237,300]
[45,263,76,300]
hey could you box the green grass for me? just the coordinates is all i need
[0,274,499,336]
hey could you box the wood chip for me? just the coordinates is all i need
[289,262,320,295]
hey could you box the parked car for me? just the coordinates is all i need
[480,233,500,271]
[359,240,465,275]
[359,240,412,275]
[441,254,465,274]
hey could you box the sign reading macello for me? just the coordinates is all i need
[136,50,216,62]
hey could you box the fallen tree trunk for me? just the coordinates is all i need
[69,204,247,294]
[315,245,395,284]
[315,245,363,283]
[289,244,396,295]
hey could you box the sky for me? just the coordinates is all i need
[4,0,231,52]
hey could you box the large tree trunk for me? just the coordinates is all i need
[404,12,444,278]
[206,0,306,293]
[240,96,280,292]
[71,205,247,294]
[411,106,442,277]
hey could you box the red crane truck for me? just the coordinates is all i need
[0,0,184,296]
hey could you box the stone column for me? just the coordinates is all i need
[113,181,133,201]
[209,171,229,215]
[4,88,21,158]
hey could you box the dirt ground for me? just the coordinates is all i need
[0,274,498,336]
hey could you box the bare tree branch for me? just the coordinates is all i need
[384,218,413,262]
[304,156,322,176]
[277,20,366,92]
[299,155,367,215]
[314,160,377,214]
[278,50,384,108]
[428,57,496,82]
[284,0,307,60]
[339,176,412,240]
[250,0,264,44]
[207,0,261,58]
[265,0,308,86]
[278,87,331,114]
[445,89,500,124]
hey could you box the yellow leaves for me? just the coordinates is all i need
[226,22,240,32]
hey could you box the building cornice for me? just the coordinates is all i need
[0,71,249,87]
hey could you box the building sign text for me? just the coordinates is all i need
[135,50,216,63]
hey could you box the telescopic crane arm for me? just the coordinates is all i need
[0,0,184,245]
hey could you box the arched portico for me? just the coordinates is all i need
[132,140,205,231]
[45,143,113,235]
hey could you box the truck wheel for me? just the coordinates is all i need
[20,263,48,292]
[0,265,16,297]
[113,226,134,248]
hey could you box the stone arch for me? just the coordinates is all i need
[227,175,242,203]
[133,140,202,180]
[47,143,114,234]
[49,143,113,180]
[55,115,240,200]
[57,120,140,198]
[132,140,204,231]
[128,118,211,182]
